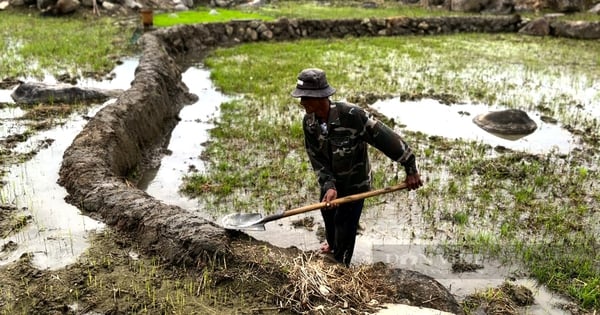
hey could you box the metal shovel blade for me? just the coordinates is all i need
[221,213,266,231]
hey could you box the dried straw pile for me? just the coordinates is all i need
[276,253,398,314]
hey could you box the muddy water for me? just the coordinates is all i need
[137,66,233,211]
[0,59,575,313]
[0,58,138,270]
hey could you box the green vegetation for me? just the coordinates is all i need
[153,7,276,27]
[183,32,600,310]
[551,11,600,21]
[0,11,135,80]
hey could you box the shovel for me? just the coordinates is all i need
[221,182,409,231]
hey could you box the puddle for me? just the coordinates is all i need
[440,278,573,315]
[0,89,16,104]
[367,236,573,314]
[370,98,578,155]
[0,58,138,270]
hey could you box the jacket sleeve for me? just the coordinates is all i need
[354,108,419,175]
[303,120,337,192]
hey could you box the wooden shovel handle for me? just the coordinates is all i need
[281,182,409,218]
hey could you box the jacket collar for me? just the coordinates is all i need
[306,101,342,130]
[328,101,341,127]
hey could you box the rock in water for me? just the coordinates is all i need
[473,109,537,140]
[11,82,122,105]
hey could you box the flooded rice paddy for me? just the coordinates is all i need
[0,57,590,314]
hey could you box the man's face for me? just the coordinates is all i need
[299,97,320,114]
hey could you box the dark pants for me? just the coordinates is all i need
[320,199,364,266]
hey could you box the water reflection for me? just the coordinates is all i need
[138,66,232,213]
[0,58,138,270]
[370,98,577,154]
[0,88,15,103]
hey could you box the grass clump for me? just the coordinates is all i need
[463,282,534,314]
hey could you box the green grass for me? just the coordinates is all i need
[0,11,135,79]
[153,7,276,27]
[547,11,600,22]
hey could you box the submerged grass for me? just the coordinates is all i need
[183,31,600,309]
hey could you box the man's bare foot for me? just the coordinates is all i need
[320,242,332,254]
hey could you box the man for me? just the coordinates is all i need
[291,68,423,266]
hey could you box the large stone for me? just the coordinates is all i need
[551,20,600,39]
[518,17,550,36]
[40,0,80,14]
[553,0,584,12]
[450,0,490,11]
[473,109,538,140]
[122,0,142,9]
[57,0,79,13]
[11,82,122,105]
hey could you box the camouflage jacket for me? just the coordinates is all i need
[303,101,418,196]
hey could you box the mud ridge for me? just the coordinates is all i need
[57,34,228,266]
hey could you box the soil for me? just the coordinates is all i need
[0,229,297,314]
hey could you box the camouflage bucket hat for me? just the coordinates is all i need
[291,68,336,98]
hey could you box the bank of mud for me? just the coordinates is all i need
[51,15,596,314]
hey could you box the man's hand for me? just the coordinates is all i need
[405,173,423,190]
[322,188,338,207]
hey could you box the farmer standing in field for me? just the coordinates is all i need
[291,68,423,266]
